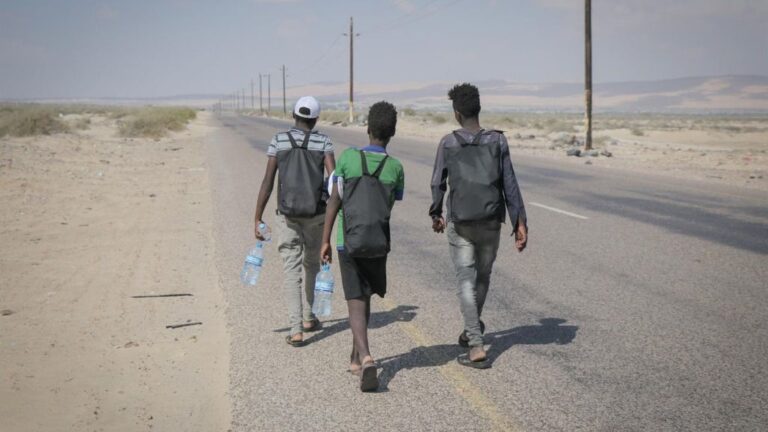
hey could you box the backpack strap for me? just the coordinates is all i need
[358,150,389,179]
[371,155,389,179]
[452,131,468,145]
[471,129,485,145]
[286,130,312,149]
[452,129,485,146]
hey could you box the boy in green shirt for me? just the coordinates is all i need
[320,101,404,392]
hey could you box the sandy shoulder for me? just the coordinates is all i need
[0,112,231,431]
[314,115,767,190]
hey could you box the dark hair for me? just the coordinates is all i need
[293,113,317,130]
[367,101,397,141]
[448,83,481,118]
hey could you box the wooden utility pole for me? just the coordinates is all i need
[259,74,263,114]
[282,64,287,115]
[344,17,359,124]
[584,0,593,151]
[251,79,255,109]
[267,74,271,115]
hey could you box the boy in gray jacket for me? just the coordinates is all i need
[429,83,528,368]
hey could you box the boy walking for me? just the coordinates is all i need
[429,83,528,368]
[320,101,404,392]
[253,96,335,347]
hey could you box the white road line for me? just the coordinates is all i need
[529,201,589,220]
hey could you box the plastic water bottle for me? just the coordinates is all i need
[240,223,270,286]
[312,264,334,317]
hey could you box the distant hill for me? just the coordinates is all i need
[286,75,768,113]
[25,75,768,113]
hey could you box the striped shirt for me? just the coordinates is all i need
[267,127,334,157]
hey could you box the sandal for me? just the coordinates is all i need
[458,320,485,348]
[359,361,379,392]
[302,318,321,332]
[457,353,491,369]
[285,335,306,347]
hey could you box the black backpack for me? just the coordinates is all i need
[342,150,393,258]
[446,130,503,222]
[276,131,327,217]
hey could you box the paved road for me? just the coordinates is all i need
[207,113,768,431]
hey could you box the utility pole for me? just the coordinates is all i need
[584,0,593,151]
[267,74,271,115]
[242,88,246,111]
[344,17,360,124]
[281,64,287,115]
[259,74,263,114]
[251,79,255,109]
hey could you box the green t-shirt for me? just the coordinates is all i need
[334,147,405,249]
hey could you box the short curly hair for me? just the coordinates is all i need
[367,101,397,141]
[448,83,481,118]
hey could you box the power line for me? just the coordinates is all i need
[367,0,464,36]
[367,0,441,34]
[292,34,344,77]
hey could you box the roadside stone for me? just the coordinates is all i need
[1,309,14,316]
[600,149,613,157]
[584,149,599,157]
[585,160,593,165]
[566,148,581,157]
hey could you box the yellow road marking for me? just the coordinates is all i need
[380,297,523,432]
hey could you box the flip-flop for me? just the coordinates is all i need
[458,320,486,348]
[302,319,321,332]
[360,362,379,392]
[457,353,491,369]
[285,335,306,347]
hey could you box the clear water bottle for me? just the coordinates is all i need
[312,263,335,317]
[241,223,270,286]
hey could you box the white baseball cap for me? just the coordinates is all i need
[293,96,320,119]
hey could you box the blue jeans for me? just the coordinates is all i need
[447,221,501,347]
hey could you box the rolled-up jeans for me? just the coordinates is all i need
[276,213,325,336]
[446,220,501,347]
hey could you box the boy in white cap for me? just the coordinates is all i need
[253,96,336,346]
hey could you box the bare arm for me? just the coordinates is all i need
[253,157,278,239]
[319,182,341,263]
[324,152,336,176]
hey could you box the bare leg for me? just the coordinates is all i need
[347,296,373,367]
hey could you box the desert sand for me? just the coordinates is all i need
[315,114,768,190]
[0,112,230,431]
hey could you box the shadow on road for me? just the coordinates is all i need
[271,305,419,345]
[561,191,768,254]
[376,318,578,390]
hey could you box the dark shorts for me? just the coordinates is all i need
[337,248,387,300]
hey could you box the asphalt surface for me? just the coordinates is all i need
[208,113,768,432]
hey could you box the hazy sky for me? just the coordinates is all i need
[1,0,766,99]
